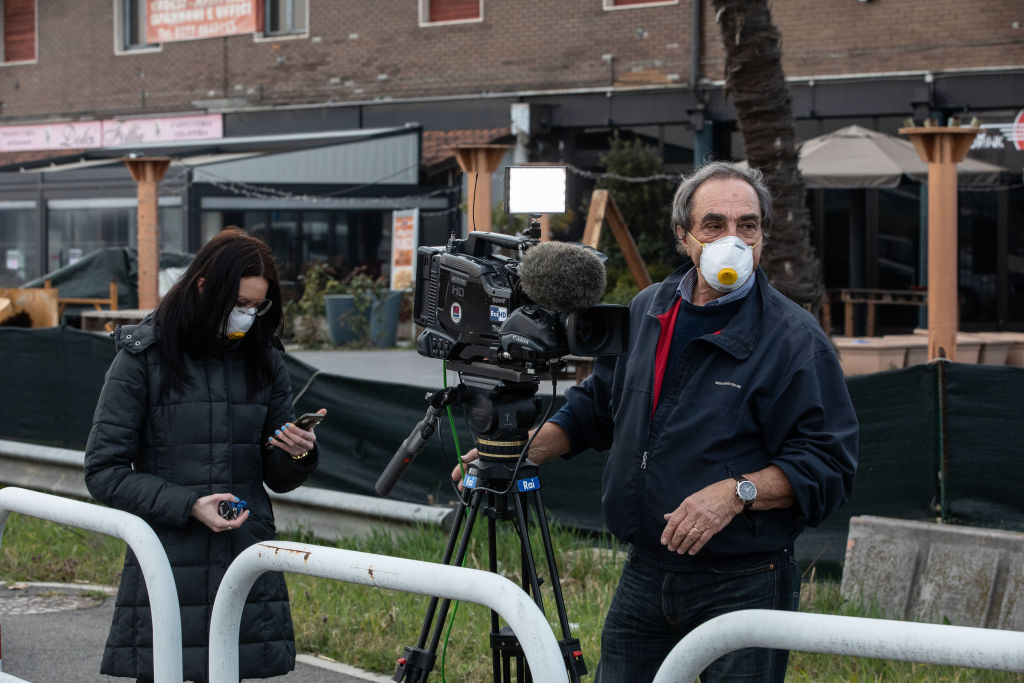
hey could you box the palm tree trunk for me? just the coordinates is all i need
[711,0,824,313]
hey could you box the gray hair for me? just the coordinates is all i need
[670,161,774,235]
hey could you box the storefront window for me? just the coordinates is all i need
[200,208,391,287]
[47,201,132,273]
[0,202,39,287]
[303,211,331,266]
[47,198,183,274]
[1009,189,1024,325]
[958,189,1000,325]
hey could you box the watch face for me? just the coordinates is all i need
[737,480,757,501]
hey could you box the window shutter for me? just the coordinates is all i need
[255,0,266,33]
[4,0,36,62]
[428,0,480,23]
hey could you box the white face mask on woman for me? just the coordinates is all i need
[225,307,257,339]
[688,234,758,293]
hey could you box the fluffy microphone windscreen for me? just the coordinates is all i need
[518,241,607,312]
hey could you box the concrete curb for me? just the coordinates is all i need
[0,438,454,541]
[296,654,395,682]
[841,515,1024,630]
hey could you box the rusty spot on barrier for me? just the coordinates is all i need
[368,565,376,586]
[261,543,312,561]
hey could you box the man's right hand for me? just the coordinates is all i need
[451,449,479,491]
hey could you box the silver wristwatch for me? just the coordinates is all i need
[733,475,756,510]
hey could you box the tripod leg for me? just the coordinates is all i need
[425,488,485,654]
[489,492,502,683]
[531,489,585,683]
[409,496,469,650]
[511,491,546,611]
[394,488,486,682]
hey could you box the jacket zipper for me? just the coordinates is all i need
[641,451,648,470]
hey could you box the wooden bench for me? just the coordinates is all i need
[44,279,118,317]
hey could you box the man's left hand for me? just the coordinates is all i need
[660,479,741,555]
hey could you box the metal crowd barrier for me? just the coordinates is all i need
[652,609,1024,682]
[0,487,183,683]
[208,540,569,683]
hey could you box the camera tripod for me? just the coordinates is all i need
[391,364,587,683]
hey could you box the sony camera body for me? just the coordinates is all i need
[413,230,628,370]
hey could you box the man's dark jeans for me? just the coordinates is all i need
[595,546,800,683]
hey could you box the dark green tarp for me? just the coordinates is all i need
[21,247,193,312]
[1,326,1021,570]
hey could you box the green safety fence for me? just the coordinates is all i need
[1,326,1021,569]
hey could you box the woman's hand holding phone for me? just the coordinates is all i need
[266,408,326,458]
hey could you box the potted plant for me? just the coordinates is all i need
[282,262,343,348]
[324,267,402,348]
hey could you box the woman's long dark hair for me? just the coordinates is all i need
[154,227,283,398]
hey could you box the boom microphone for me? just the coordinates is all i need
[518,241,607,313]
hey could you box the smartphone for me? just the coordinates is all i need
[264,412,325,449]
[293,412,325,431]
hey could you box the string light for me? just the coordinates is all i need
[564,162,680,184]
[164,156,1022,206]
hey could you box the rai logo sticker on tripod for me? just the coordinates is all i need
[462,474,478,489]
[516,476,540,492]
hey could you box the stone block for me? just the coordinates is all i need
[914,542,999,626]
[841,531,918,618]
[997,554,1024,631]
[841,515,1024,630]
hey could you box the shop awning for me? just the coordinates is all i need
[4,126,422,187]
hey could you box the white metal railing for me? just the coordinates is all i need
[652,609,1024,683]
[0,487,183,683]
[208,541,569,683]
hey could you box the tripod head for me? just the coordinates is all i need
[374,361,558,497]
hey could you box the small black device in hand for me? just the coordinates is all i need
[218,499,247,520]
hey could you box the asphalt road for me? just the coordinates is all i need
[0,581,391,683]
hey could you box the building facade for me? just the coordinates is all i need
[1,0,1022,328]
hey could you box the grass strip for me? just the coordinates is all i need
[1,510,1021,681]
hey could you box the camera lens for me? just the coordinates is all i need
[571,309,612,354]
[566,305,628,357]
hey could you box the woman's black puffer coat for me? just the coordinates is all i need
[84,322,318,682]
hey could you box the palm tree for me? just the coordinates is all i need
[711,0,824,313]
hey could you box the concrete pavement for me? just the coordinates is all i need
[287,347,575,395]
[0,581,392,683]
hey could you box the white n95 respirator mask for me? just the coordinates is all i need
[690,234,757,293]
[225,307,257,339]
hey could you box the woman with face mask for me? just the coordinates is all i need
[84,227,325,683]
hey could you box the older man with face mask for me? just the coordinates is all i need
[456,161,859,682]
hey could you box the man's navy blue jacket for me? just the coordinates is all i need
[552,265,858,569]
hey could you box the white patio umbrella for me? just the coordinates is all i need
[795,125,1005,188]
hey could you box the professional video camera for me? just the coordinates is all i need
[377,167,629,682]
[412,167,629,372]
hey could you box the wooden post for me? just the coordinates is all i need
[453,145,511,233]
[898,127,980,362]
[123,157,171,310]
[538,214,552,241]
[582,189,653,290]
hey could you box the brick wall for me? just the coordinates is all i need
[0,0,1020,122]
